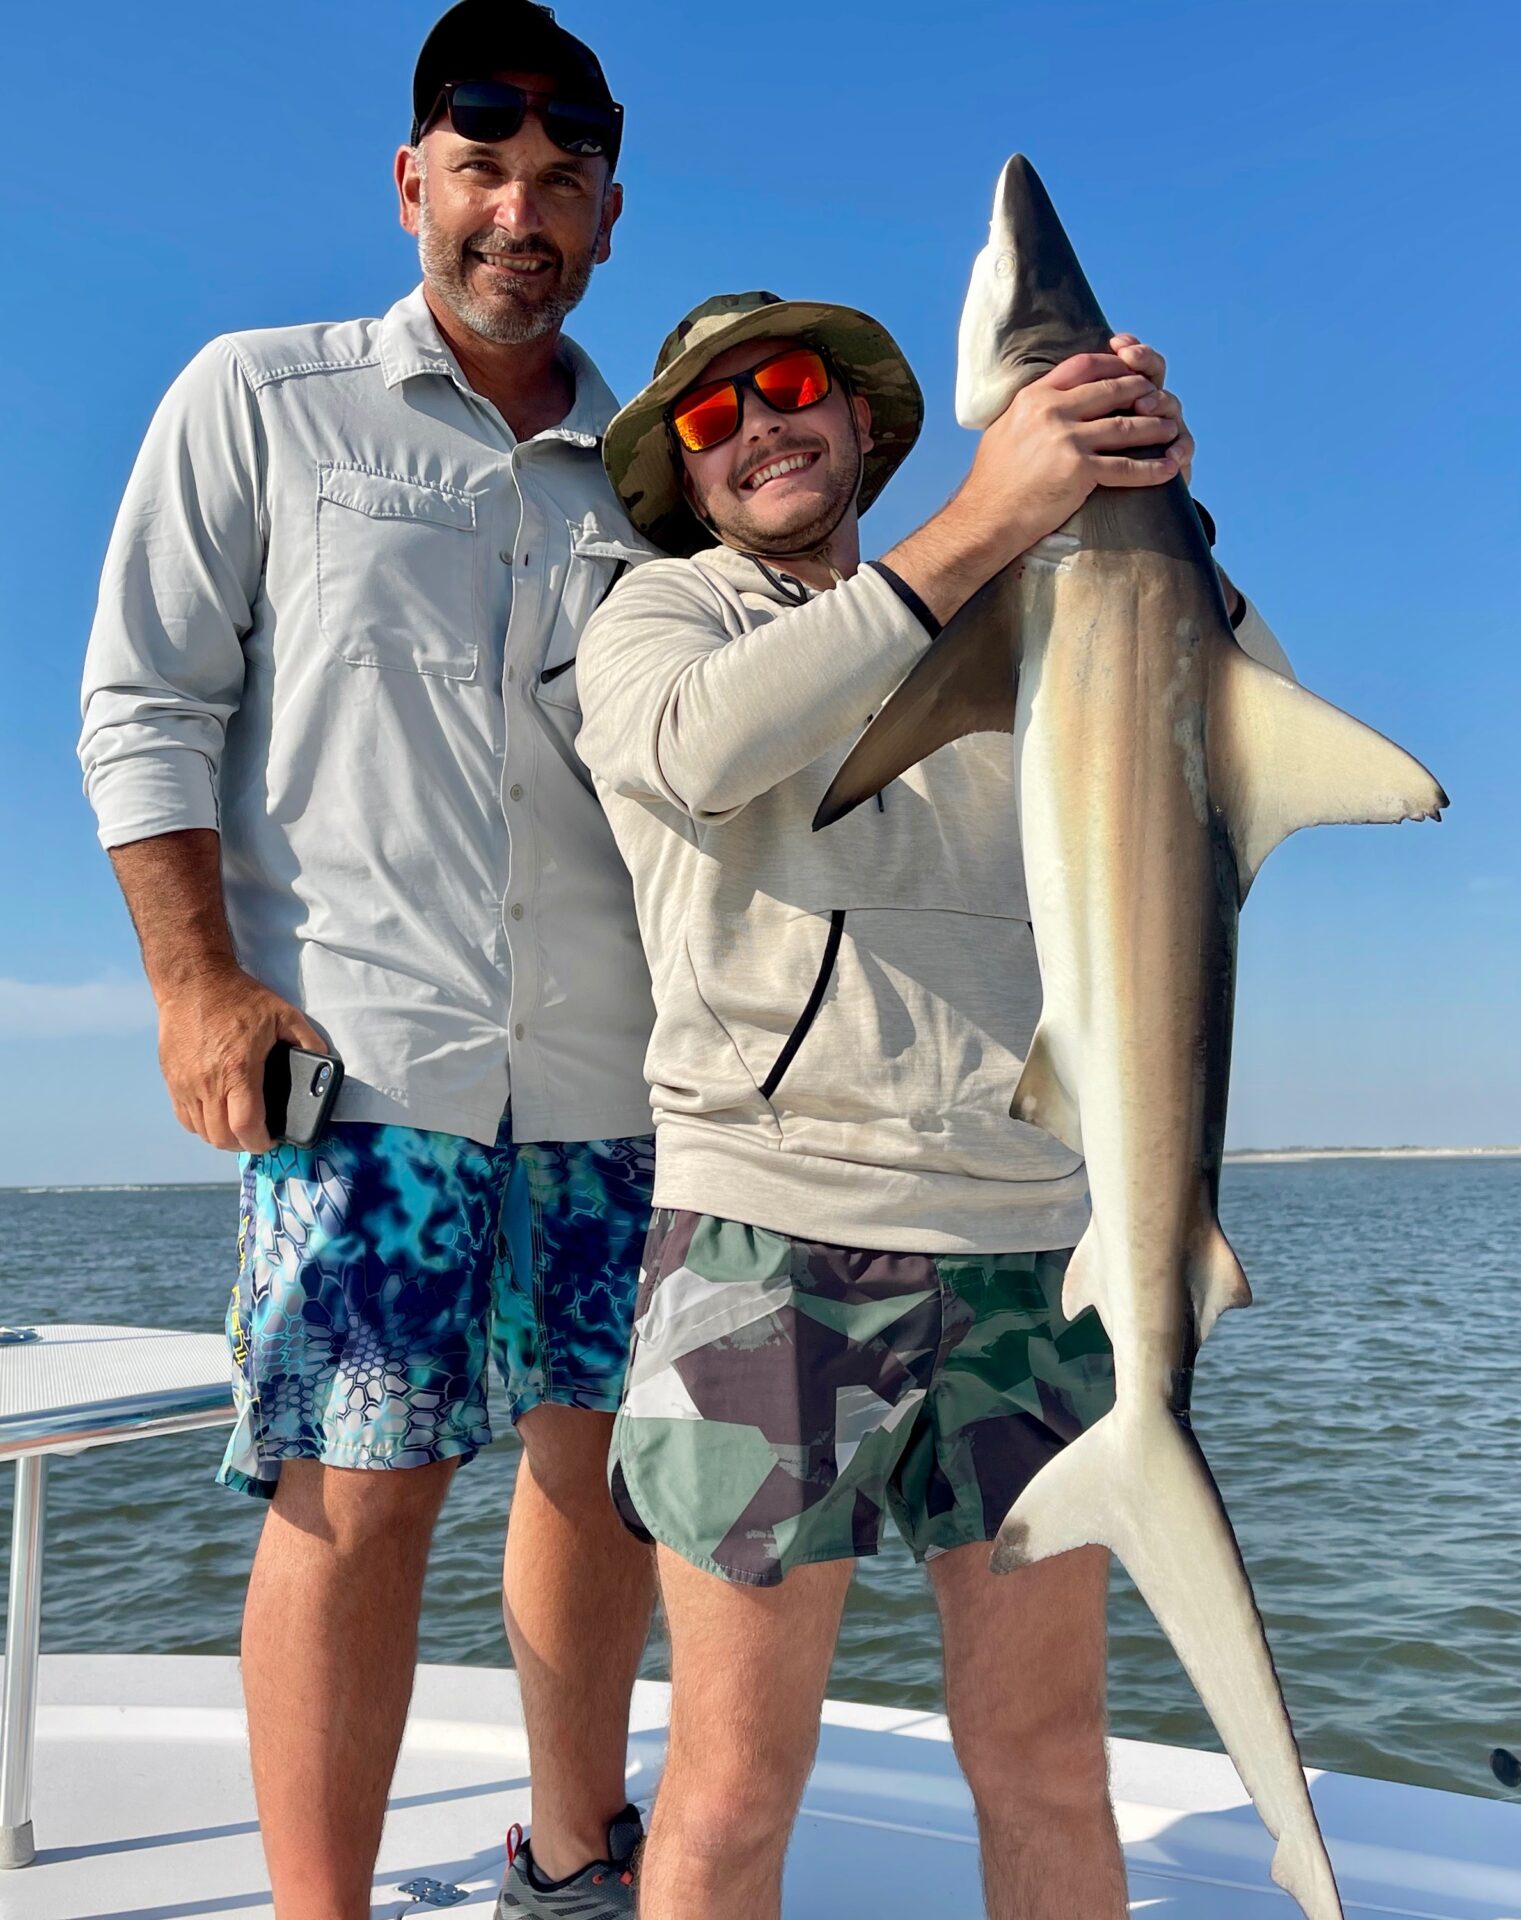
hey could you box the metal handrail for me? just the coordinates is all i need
[0,1458,46,1869]
[0,1326,233,1868]
[0,1382,235,1460]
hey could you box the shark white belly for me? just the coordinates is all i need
[1000,538,1344,1916]
[815,157,1447,1920]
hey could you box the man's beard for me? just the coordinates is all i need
[713,440,863,559]
[418,186,597,345]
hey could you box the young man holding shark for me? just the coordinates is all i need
[574,289,1291,1917]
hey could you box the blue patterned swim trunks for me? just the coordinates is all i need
[219,1116,654,1498]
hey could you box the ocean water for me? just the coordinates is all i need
[2,1158,1518,1804]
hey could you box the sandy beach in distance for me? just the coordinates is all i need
[1225,1145,1521,1164]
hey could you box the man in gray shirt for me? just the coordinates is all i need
[79,5,656,1913]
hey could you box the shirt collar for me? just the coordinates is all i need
[379,284,619,447]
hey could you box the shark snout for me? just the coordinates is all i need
[955,153,1115,430]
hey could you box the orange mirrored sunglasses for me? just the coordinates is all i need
[668,347,833,454]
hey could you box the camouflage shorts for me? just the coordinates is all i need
[609,1210,1115,1586]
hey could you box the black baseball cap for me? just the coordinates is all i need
[410,0,622,164]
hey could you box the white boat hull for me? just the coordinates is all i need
[2,1655,1516,1919]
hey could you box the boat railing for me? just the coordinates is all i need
[0,1322,234,1869]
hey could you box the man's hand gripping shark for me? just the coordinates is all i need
[814,156,1447,1920]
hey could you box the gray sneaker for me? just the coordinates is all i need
[495,1804,643,1918]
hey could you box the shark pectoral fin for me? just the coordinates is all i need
[1191,1221,1252,1344]
[1009,1023,1082,1153]
[1211,645,1448,897]
[813,572,1018,830]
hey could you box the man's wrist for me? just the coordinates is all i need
[151,950,246,1006]
[867,561,943,638]
[930,490,1028,579]
[884,494,1041,628]
[108,830,243,1006]
[885,514,991,625]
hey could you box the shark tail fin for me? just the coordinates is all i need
[1212,645,1447,897]
[1009,1021,1082,1153]
[992,1411,1344,1920]
[813,573,1018,830]
[988,1414,1115,1571]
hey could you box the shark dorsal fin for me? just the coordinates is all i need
[814,571,1018,830]
[1211,645,1448,896]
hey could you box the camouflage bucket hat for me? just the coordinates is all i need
[603,291,924,557]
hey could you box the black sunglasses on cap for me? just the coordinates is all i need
[426,80,623,159]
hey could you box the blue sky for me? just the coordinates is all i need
[2,0,1517,1184]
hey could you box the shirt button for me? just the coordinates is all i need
[509,783,524,801]
[514,1022,525,1041]
[499,548,512,563]
[510,902,524,920]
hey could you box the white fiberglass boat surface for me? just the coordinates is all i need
[5,1656,1521,1920]
[2,1327,1518,1918]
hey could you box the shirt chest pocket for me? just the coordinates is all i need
[316,466,482,680]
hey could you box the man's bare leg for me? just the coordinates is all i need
[242,1456,456,1920]
[638,1549,853,1920]
[931,1540,1125,1920]
[502,1404,656,1879]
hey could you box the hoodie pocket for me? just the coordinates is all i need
[760,910,847,1098]
[795,905,1081,1180]
[692,900,1081,1183]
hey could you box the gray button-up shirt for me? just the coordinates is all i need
[79,286,659,1146]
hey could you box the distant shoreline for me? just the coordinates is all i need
[3,1181,239,1194]
[5,1146,1521,1191]
[1224,1146,1521,1165]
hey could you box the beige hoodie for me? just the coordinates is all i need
[576,544,1288,1254]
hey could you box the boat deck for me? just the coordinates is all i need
[2,1654,1517,1919]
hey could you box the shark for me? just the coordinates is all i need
[814,156,1447,1920]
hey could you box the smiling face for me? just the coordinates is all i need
[677,336,874,558]
[398,69,622,346]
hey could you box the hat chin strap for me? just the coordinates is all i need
[699,418,865,584]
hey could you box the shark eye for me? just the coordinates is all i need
[995,250,1016,279]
